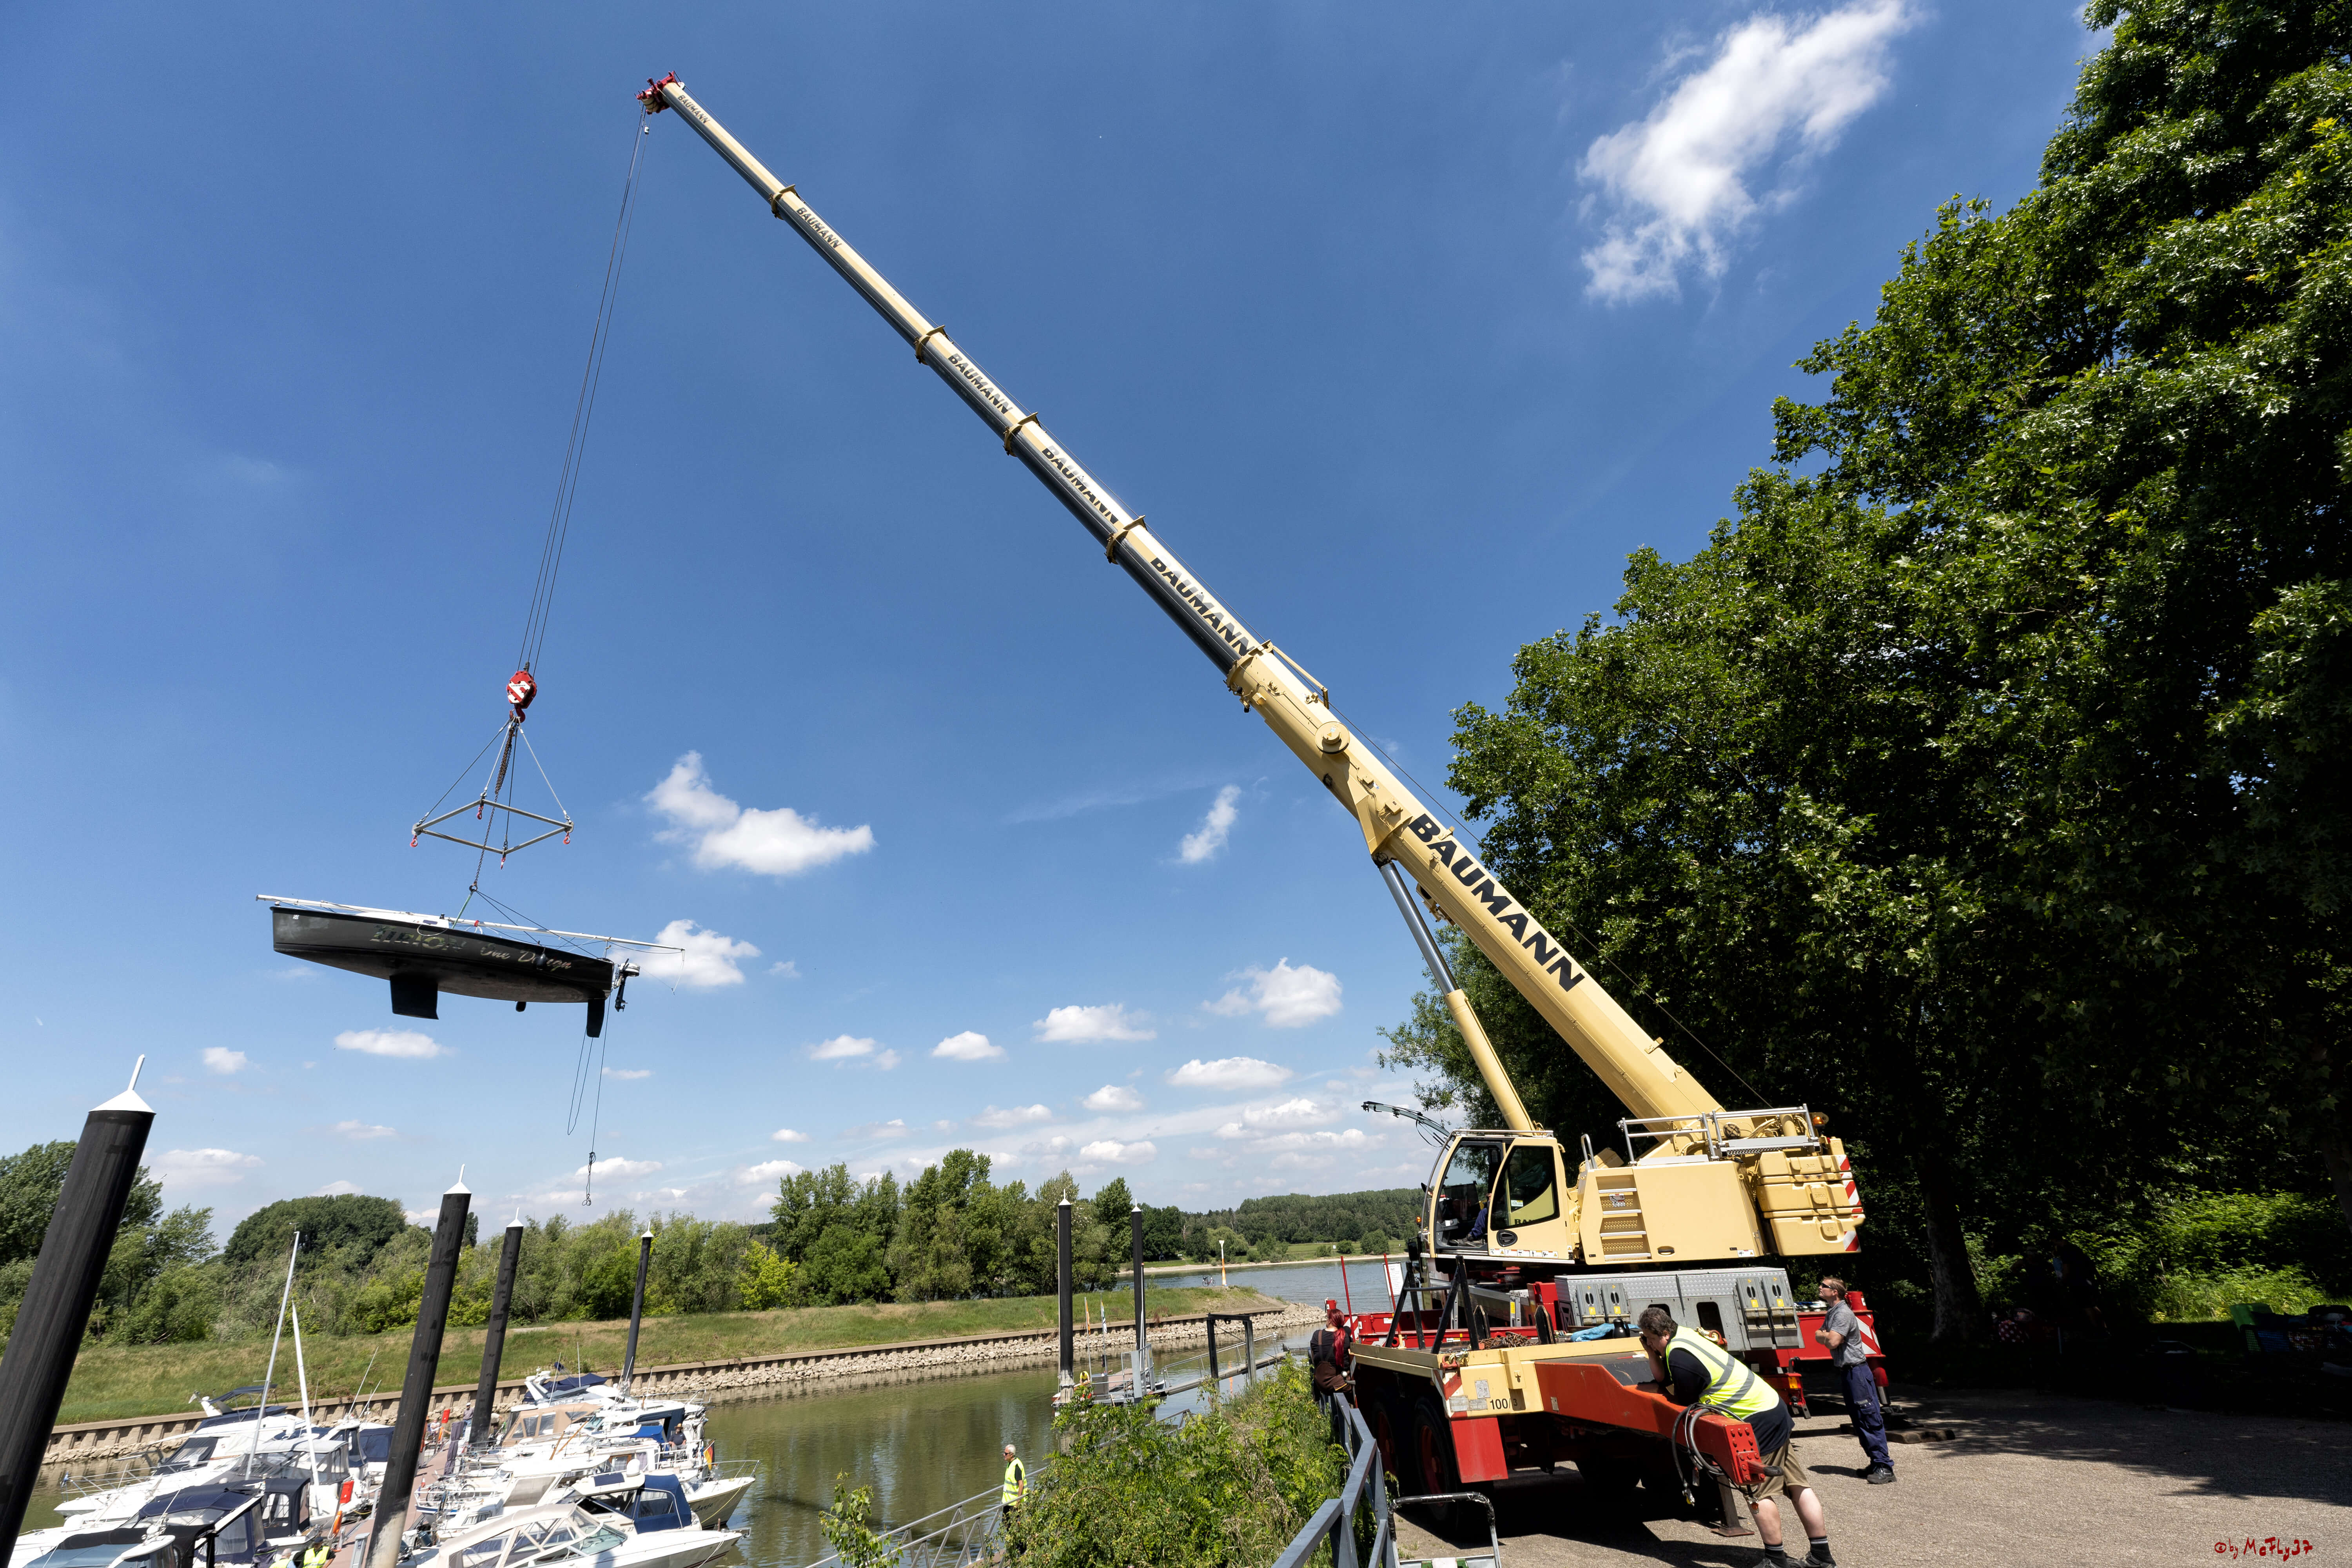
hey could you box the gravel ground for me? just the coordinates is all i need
[1388,1388,2348,1567]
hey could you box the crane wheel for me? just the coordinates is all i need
[1407,1393,1467,1533]
[1367,1394,1404,1490]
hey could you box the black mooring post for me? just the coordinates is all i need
[1055,1199,1073,1388]
[363,1178,472,1568]
[0,1065,154,1545]
[620,1230,653,1392]
[1129,1204,1147,1383]
[1205,1316,1221,1392]
[469,1220,524,1447]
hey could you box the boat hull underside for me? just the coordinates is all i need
[272,907,613,1026]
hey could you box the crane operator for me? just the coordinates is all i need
[1637,1306,1837,1568]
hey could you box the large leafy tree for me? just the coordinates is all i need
[1386,0,2352,1340]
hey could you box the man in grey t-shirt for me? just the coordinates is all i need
[1817,1277,1893,1482]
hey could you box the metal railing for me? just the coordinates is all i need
[795,1472,1037,1568]
[1617,1105,1820,1162]
[1272,1397,1396,1568]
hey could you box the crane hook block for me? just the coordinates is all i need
[507,670,538,713]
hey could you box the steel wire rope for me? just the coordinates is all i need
[1324,693,1771,1108]
[515,113,654,679]
[416,720,511,825]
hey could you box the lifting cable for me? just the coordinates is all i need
[515,109,655,681]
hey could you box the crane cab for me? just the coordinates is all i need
[1425,1131,1575,1265]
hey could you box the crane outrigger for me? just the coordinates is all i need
[638,73,1876,1505]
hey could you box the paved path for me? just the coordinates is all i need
[1390,1388,2347,1567]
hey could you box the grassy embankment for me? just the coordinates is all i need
[56,1284,1280,1425]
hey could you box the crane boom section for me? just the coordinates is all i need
[645,76,1723,1126]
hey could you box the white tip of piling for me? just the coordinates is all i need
[448,1165,471,1196]
[96,1054,153,1114]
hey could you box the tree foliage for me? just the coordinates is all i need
[1385,0,2352,1341]
[1005,1361,1345,1568]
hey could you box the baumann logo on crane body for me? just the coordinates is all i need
[1405,813,1588,997]
[1143,554,1254,653]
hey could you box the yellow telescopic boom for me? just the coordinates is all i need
[641,75,1723,1129]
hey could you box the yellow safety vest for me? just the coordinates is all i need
[1668,1327,1778,1421]
[1002,1457,1026,1507]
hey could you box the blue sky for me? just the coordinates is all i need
[2,2,2098,1231]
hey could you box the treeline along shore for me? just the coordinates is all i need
[0,1140,1391,1423]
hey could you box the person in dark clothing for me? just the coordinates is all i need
[1310,1299,1354,1444]
[1816,1277,1891,1483]
[1639,1305,1833,1568]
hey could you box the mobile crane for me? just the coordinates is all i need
[638,74,1877,1505]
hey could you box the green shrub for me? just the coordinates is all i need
[1007,1360,1345,1568]
[2075,1191,2352,1322]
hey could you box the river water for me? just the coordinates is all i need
[22,1263,1376,1568]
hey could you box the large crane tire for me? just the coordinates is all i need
[1406,1393,1468,1532]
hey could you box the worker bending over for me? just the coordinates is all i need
[1637,1305,1835,1568]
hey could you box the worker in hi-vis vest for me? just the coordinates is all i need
[1000,1441,1027,1552]
[1638,1305,1837,1568]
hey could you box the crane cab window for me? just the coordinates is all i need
[1499,1144,1561,1226]
[1436,1142,1504,1249]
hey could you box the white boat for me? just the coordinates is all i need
[15,1427,357,1567]
[406,1501,738,1568]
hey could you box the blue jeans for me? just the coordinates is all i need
[1843,1361,1890,1469]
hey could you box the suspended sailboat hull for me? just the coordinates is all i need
[270,906,616,1034]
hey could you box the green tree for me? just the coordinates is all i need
[1388,0,2352,1341]
[221,1195,408,1272]
[800,1224,891,1305]
[737,1241,797,1310]
[0,1141,162,1265]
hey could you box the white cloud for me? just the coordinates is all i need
[1035,1003,1154,1043]
[1579,0,1914,302]
[333,1028,446,1060]
[405,1207,438,1224]
[737,1159,804,1184]
[811,1034,877,1060]
[312,1180,363,1196]
[1078,1139,1158,1167]
[972,1104,1053,1129]
[201,1047,249,1075]
[772,1127,811,1143]
[574,1156,662,1178]
[648,919,760,989]
[333,1120,396,1141]
[1205,959,1343,1027]
[1083,1084,1143,1113]
[933,1031,1003,1062]
[1178,785,1241,864]
[603,1067,653,1080]
[845,1119,907,1140]
[1168,1056,1294,1091]
[647,752,875,877]
[1223,1100,1336,1133]
[154,1148,263,1189]
[770,960,802,979]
